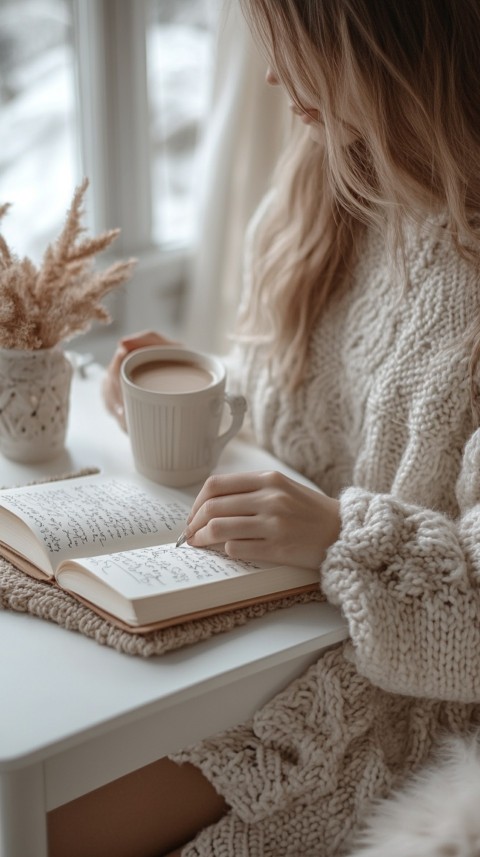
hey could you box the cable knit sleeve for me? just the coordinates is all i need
[321,431,480,702]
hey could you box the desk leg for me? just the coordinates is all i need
[0,764,47,857]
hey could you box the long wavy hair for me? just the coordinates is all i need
[237,0,480,399]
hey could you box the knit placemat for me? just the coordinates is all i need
[0,470,324,657]
[0,559,324,656]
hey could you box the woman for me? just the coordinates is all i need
[50,1,480,855]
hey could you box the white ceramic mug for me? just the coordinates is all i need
[120,346,247,487]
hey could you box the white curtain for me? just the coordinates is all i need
[184,0,289,354]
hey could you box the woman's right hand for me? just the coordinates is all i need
[103,330,179,431]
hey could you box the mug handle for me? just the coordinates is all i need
[212,394,247,461]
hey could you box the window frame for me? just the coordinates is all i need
[71,0,189,338]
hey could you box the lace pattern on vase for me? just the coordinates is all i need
[0,347,73,463]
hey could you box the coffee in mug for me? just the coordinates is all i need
[129,360,215,394]
[120,346,247,488]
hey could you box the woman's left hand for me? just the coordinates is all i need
[103,330,179,431]
[184,471,341,569]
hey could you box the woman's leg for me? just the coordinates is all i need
[47,756,228,857]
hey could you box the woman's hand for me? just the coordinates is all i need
[184,471,341,569]
[103,330,179,430]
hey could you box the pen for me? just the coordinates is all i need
[175,529,188,548]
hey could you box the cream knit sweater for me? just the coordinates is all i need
[173,217,480,856]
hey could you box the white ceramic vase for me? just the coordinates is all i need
[0,346,73,463]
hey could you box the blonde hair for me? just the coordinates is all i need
[238,0,480,396]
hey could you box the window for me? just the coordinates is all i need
[0,0,217,357]
[0,0,77,261]
[148,0,216,248]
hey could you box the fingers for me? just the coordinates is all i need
[189,516,262,548]
[103,344,129,430]
[188,471,283,522]
[188,494,255,531]
[182,471,340,570]
[120,330,178,350]
[187,484,278,548]
[186,471,291,556]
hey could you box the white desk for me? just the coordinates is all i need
[0,364,348,857]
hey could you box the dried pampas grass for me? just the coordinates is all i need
[0,178,135,350]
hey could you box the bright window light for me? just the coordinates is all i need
[147,0,216,248]
[0,0,77,262]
